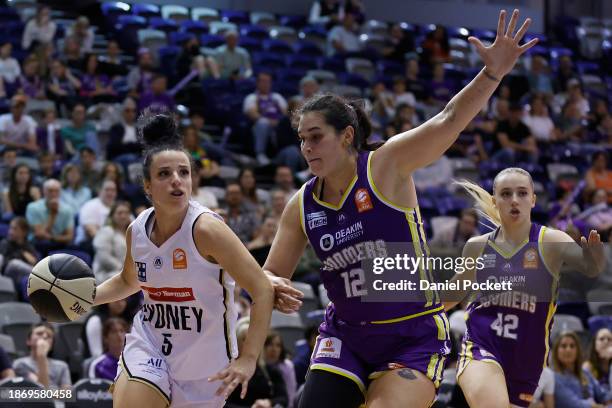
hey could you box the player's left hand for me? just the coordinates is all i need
[209,356,256,399]
[469,9,539,79]
[580,229,605,275]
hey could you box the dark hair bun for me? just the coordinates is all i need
[137,108,181,148]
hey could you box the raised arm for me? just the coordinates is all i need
[442,235,487,311]
[375,9,538,177]
[543,228,605,279]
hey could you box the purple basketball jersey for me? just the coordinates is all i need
[300,151,442,324]
[461,223,558,384]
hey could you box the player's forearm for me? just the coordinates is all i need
[240,283,274,361]
[93,270,140,305]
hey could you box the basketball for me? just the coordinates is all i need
[27,254,97,323]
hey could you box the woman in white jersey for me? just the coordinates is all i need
[93,111,274,408]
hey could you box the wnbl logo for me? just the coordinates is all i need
[136,262,147,282]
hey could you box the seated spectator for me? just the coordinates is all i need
[60,103,99,157]
[327,12,363,56]
[0,95,38,155]
[264,331,297,408]
[428,62,456,107]
[36,108,65,158]
[243,72,288,165]
[67,16,94,54]
[88,317,128,381]
[21,5,56,51]
[189,111,235,166]
[176,36,219,80]
[0,217,38,293]
[78,147,102,191]
[268,190,288,219]
[98,40,129,78]
[79,54,116,103]
[527,55,554,97]
[273,100,306,173]
[138,73,175,112]
[223,182,260,243]
[84,298,136,358]
[13,323,71,389]
[76,179,117,246]
[0,42,21,97]
[95,162,125,197]
[33,41,56,79]
[430,208,479,248]
[404,58,427,101]
[239,168,267,214]
[578,189,612,233]
[59,163,92,215]
[34,152,59,187]
[107,98,141,161]
[583,328,612,394]
[46,60,81,117]
[523,94,559,142]
[558,101,586,141]
[2,164,40,217]
[248,216,279,264]
[274,166,298,197]
[18,56,46,100]
[190,163,218,209]
[293,325,319,386]
[0,148,17,186]
[25,179,74,256]
[489,103,538,164]
[226,324,288,408]
[584,152,612,204]
[0,346,14,379]
[183,125,221,184]
[554,55,577,94]
[552,331,611,408]
[412,155,453,191]
[215,30,251,79]
[291,76,320,105]
[309,0,341,28]
[62,36,84,72]
[529,366,554,408]
[127,48,155,98]
[421,25,450,66]
[383,23,415,62]
[92,201,131,283]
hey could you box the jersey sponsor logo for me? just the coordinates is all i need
[154,256,163,269]
[146,358,163,368]
[142,286,196,302]
[320,234,334,251]
[482,253,496,268]
[519,393,534,402]
[315,337,341,359]
[141,302,204,333]
[173,248,187,269]
[354,188,373,213]
[136,262,147,282]
[307,211,327,229]
[523,248,538,269]
[334,221,364,246]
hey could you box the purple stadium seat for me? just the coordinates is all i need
[238,37,263,53]
[588,316,612,334]
[279,15,307,29]
[132,3,160,18]
[285,54,318,70]
[240,24,269,40]
[293,40,324,57]
[263,39,293,55]
[181,20,208,35]
[221,10,249,25]
[199,34,225,48]
[169,31,192,46]
[149,17,179,33]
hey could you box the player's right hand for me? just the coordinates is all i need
[209,355,256,399]
[267,274,303,313]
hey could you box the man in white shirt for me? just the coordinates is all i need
[0,95,38,154]
[76,180,117,245]
[0,42,21,93]
[327,13,362,56]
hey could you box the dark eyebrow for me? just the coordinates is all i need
[297,126,321,135]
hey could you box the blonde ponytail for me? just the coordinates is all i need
[455,179,501,227]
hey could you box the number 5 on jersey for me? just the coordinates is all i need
[162,333,173,356]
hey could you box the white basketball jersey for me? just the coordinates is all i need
[130,200,238,381]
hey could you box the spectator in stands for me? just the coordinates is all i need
[76,179,117,246]
[61,103,98,157]
[36,108,64,159]
[62,36,84,72]
[385,102,420,139]
[268,190,288,219]
[558,101,585,141]
[292,76,320,105]
[264,330,297,408]
[107,98,141,161]
[293,325,319,386]
[84,298,136,358]
[583,328,612,395]
[224,181,260,243]
[183,125,221,184]
[248,217,279,265]
[46,59,81,115]
[0,216,38,293]
[127,48,155,97]
[243,72,288,165]
[78,147,102,191]
[273,100,306,173]
[0,148,17,186]
[554,79,589,118]
[422,25,450,66]
[226,324,288,408]
[189,111,236,166]
[430,208,479,247]
[552,331,611,408]
[554,55,577,94]
[138,73,175,113]
[21,5,56,51]
[428,62,456,107]
[96,162,125,198]
[176,36,220,80]
[585,152,612,204]
[92,201,131,283]
[0,347,14,379]
[13,322,71,389]
[309,0,342,28]
[32,42,54,78]
[17,56,45,100]
[273,166,298,197]
[527,55,554,97]
[59,163,92,215]
[383,23,416,62]
[0,42,21,96]
[89,317,128,381]
[413,154,453,190]
[0,95,38,155]
[2,164,40,217]
[190,162,219,209]
[215,30,251,80]
[239,168,267,214]
[80,54,117,103]
[489,103,538,164]
[25,178,74,256]
[404,57,427,101]
[67,16,95,54]
[580,189,612,233]
[34,152,58,186]
[523,94,559,142]
[589,99,610,137]
[98,40,128,78]
[529,367,555,408]
[327,12,363,56]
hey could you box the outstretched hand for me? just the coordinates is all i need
[469,9,539,79]
[580,229,605,276]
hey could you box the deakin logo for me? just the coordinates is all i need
[173,249,187,269]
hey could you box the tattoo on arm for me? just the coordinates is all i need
[397,368,417,380]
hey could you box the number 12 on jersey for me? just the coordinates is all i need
[341,268,368,298]
[490,313,518,340]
